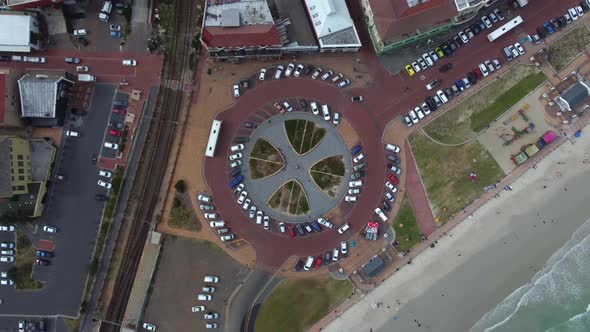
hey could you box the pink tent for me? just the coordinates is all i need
[543,131,557,144]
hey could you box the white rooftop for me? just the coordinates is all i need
[304,0,360,47]
[204,0,274,27]
[0,14,32,52]
[454,0,485,11]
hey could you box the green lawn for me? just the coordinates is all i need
[547,25,590,71]
[255,277,353,332]
[392,194,421,252]
[423,65,546,144]
[284,120,325,155]
[410,132,505,222]
[268,181,309,215]
[310,155,345,176]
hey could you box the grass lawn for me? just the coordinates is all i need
[285,120,326,155]
[269,181,309,215]
[311,155,345,176]
[8,230,44,290]
[311,172,342,198]
[392,194,421,252]
[169,195,201,231]
[250,138,284,163]
[249,158,284,179]
[255,277,353,332]
[410,132,504,222]
[423,65,546,144]
[547,25,590,71]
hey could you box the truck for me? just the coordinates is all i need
[78,74,96,82]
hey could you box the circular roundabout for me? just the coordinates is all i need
[241,112,352,223]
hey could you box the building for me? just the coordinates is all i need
[360,0,495,54]
[18,72,74,127]
[200,0,360,61]
[0,11,46,52]
[0,136,55,217]
[0,0,62,10]
[303,0,361,52]
[0,68,24,128]
[555,82,590,112]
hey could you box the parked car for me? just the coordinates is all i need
[74,29,87,36]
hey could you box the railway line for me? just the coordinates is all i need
[98,1,195,331]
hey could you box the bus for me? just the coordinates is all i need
[487,16,524,42]
[205,119,222,157]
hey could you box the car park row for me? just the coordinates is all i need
[233,63,352,97]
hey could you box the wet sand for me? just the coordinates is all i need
[322,133,590,332]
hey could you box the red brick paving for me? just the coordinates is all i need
[37,239,55,252]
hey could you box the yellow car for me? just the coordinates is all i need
[435,47,445,58]
[405,64,416,77]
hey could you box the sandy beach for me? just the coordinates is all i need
[322,131,590,332]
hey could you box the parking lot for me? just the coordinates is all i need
[0,84,119,316]
[142,236,250,331]
[101,92,129,160]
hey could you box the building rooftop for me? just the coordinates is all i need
[0,137,12,197]
[556,81,590,112]
[18,74,69,119]
[304,0,361,47]
[0,73,5,125]
[0,14,32,52]
[204,0,274,27]
[362,255,386,278]
[30,139,54,182]
[367,0,458,44]
[453,0,485,11]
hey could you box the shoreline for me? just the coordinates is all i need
[317,126,590,332]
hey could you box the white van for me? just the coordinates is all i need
[104,142,118,149]
[209,221,225,228]
[99,1,112,22]
[303,256,314,271]
[321,104,330,121]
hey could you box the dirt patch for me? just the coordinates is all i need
[547,25,590,71]
[285,119,326,155]
[250,138,284,163]
[168,194,201,231]
[268,180,309,215]
[310,155,345,176]
[311,173,342,198]
[249,158,284,179]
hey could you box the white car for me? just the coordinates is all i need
[375,207,388,222]
[234,183,245,195]
[310,102,319,115]
[385,144,400,153]
[385,191,395,202]
[321,70,334,80]
[569,7,579,20]
[0,256,14,263]
[294,64,304,77]
[202,286,216,293]
[317,217,333,228]
[110,24,122,31]
[0,225,15,232]
[192,306,206,312]
[259,68,267,80]
[66,130,80,137]
[514,42,525,55]
[122,59,137,66]
[263,216,270,230]
[436,90,448,104]
[274,65,284,79]
[104,142,119,150]
[204,276,219,283]
[0,279,14,286]
[229,152,242,161]
[209,221,225,228]
[43,225,57,233]
[481,15,493,28]
[337,223,350,234]
[242,198,251,210]
[73,29,87,36]
[206,323,218,329]
[204,312,219,320]
[248,205,257,219]
[99,170,112,178]
[429,51,439,62]
[458,31,469,44]
[344,195,357,202]
[220,234,235,242]
[332,112,340,126]
[197,194,212,203]
[349,180,362,188]
[255,211,263,224]
[411,62,421,73]
[98,180,112,189]
[322,105,330,121]
[348,188,360,195]
[385,181,396,191]
[353,154,364,163]
[1,250,14,256]
[389,164,401,175]
[408,110,419,124]
[203,213,217,219]
[237,191,248,204]
[76,66,89,72]
[232,84,240,98]
[197,293,212,302]
[230,160,242,168]
[283,101,293,112]
[285,63,295,77]
[478,63,489,77]
[230,144,245,152]
[340,241,348,255]
[422,53,434,67]
[279,222,286,233]
[420,103,431,115]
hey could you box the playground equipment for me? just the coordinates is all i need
[499,105,535,146]
[502,104,530,125]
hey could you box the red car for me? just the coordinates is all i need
[387,174,399,186]
[473,68,483,80]
[112,107,127,115]
[288,225,295,237]
[273,102,285,113]
[314,256,323,268]
[109,129,122,137]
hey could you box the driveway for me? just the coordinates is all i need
[0,84,116,316]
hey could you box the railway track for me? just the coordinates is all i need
[98,1,194,331]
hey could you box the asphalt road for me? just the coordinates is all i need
[0,84,115,316]
[226,269,272,332]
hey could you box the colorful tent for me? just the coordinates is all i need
[543,131,557,144]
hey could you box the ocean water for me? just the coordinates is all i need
[471,218,590,332]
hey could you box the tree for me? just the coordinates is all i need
[0,209,30,225]
[174,180,186,193]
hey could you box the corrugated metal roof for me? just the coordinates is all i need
[18,74,64,118]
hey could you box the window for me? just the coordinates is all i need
[18,161,24,167]
[18,168,24,174]
[18,175,25,181]
[17,154,23,160]
[18,185,25,191]
[313,13,318,18]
